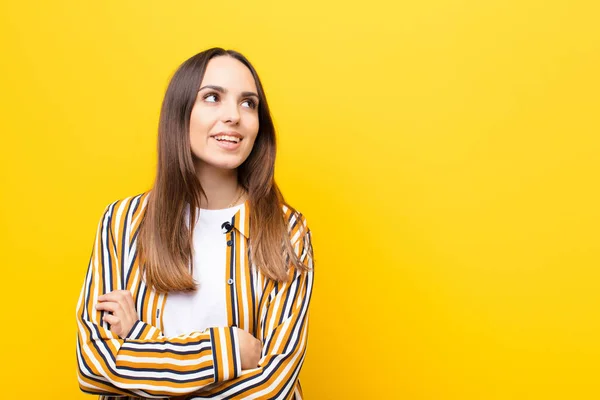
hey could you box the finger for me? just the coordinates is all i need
[98,290,131,303]
[115,290,129,301]
[115,290,135,315]
[102,314,120,326]
[124,290,136,312]
[95,301,123,314]
[116,290,136,318]
[98,292,122,302]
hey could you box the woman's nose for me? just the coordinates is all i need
[221,100,240,124]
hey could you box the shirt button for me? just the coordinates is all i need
[227,278,234,285]
[227,240,233,246]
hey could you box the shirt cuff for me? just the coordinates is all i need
[209,326,243,383]
[125,320,161,340]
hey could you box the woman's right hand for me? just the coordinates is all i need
[235,328,262,370]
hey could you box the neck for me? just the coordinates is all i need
[194,160,244,210]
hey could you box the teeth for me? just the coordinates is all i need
[214,135,240,143]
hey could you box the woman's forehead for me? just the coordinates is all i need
[200,56,257,92]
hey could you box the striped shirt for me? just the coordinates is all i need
[76,191,314,399]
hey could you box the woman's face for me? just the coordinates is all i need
[189,56,260,171]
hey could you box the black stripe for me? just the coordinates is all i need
[131,193,142,215]
[229,328,239,377]
[258,287,273,342]
[248,247,258,337]
[288,212,299,234]
[263,277,297,353]
[229,215,238,326]
[125,245,138,288]
[210,329,219,382]
[121,345,210,356]
[100,203,116,329]
[137,281,147,323]
[123,197,142,289]
[115,364,213,378]
[122,338,211,351]
[129,214,141,253]
[120,196,135,289]
[100,203,114,298]
[277,272,300,326]
[124,193,143,280]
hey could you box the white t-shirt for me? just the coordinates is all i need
[162,204,243,337]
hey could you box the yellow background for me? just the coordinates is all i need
[1,0,599,398]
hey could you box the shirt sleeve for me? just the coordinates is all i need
[190,216,315,399]
[76,202,243,398]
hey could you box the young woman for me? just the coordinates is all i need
[76,48,314,399]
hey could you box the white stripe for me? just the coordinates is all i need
[219,328,230,380]
[233,328,242,376]
[259,286,275,342]
[146,289,156,323]
[130,193,148,229]
[100,204,114,331]
[288,212,298,232]
[266,281,288,335]
[114,198,129,287]
[123,197,133,276]
[129,321,144,338]
[117,354,212,366]
[105,367,212,381]
[290,219,302,244]
[122,338,211,353]
[129,234,141,319]
[239,205,250,331]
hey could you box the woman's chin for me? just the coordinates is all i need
[195,157,244,172]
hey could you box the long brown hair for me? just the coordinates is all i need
[138,48,308,293]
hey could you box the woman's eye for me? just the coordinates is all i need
[204,94,218,103]
[242,99,257,109]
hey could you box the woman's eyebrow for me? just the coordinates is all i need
[199,85,259,99]
[198,85,225,93]
[242,91,259,99]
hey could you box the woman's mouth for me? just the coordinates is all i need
[212,135,243,150]
[213,134,242,144]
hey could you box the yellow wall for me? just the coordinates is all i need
[1,0,598,398]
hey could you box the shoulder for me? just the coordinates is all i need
[99,190,151,233]
[281,203,310,246]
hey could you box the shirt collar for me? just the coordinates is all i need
[230,199,250,239]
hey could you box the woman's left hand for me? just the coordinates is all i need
[95,290,139,339]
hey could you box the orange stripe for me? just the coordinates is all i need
[224,327,235,378]
[116,359,212,372]
[225,230,235,327]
